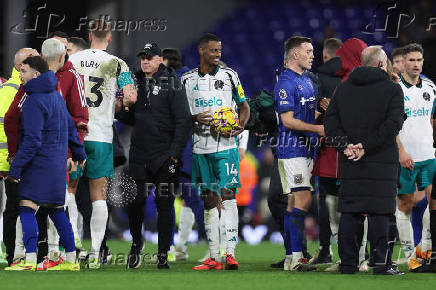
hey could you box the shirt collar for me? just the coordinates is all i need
[198,64,220,77]
[400,73,422,88]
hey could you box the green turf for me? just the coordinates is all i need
[0,240,434,290]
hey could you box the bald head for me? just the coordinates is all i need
[361,46,387,70]
[14,48,39,70]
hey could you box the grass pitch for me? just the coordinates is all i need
[0,240,435,290]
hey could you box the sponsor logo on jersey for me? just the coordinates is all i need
[300,96,316,106]
[194,97,223,107]
[405,107,430,118]
[280,101,289,105]
[279,89,287,99]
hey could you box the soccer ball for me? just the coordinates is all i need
[211,107,239,135]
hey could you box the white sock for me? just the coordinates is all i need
[90,200,108,256]
[359,217,368,264]
[48,217,59,255]
[66,192,80,241]
[14,217,25,259]
[421,206,432,252]
[219,213,226,253]
[77,212,83,240]
[177,206,194,251]
[25,252,36,263]
[204,207,220,260]
[326,194,340,243]
[395,208,415,260]
[285,254,293,263]
[292,251,303,263]
[222,199,238,256]
[66,251,76,263]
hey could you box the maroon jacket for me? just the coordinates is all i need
[312,38,368,178]
[5,61,88,159]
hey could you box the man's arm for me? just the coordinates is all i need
[169,82,192,161]
[67,111,87,163]
[9,98,44,179]
[281,111,324,136]
[397,135,414,170]
[66,71,89,137]
[4,87,25,161]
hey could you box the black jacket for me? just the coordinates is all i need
[324,67,404,214]
[117,64,191,178]
[318,57,342,99]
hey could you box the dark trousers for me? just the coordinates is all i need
[127,160,178,255]
[318,177,339,249]
[339,213,391,274]
[3,179,19,265]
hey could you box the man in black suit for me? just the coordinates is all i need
[324,46,404,275]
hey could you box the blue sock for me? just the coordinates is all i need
[289,208,307,253]
[19,206,38,254]
[48,207,75,253]
[412,195,427,246]
[284,211,293,255]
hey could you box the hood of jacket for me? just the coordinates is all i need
[318,57,342,76]
[347,66,390,86]
[336,38,368,81]
[24,70,58,94]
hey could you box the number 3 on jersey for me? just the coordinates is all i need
[87,76,104,107]
[225,162,238,176]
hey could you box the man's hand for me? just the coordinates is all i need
[67,158,78,174]
[122,84,137,108]
[399,148,414,170]
[79,159,86,170]
[344,143,365,161]
[7,156,13,164]
[194,111,213,125]
[6,176,19,183]
[76,122,89,136]
[221,125,244,138]
[315,125,325,137]
[319,98,330,111]
[391,72,400,83]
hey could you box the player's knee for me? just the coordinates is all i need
[398,195,414,213]
[221,188,235,201]
[201,190,218,210]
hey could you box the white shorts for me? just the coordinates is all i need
[278,157,314,194]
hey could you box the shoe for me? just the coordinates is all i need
[87,256,101,269]
[157,253,170,269]
[47,261,80,271]
[5,260,36,271]
[167,249,176,262]
[175,251,189,261]
[374,267,405,275]
[302,249,312,261]
[77,249,88,262]
[192,258,223,270]
[416,247,432,261]
[359,260,370,272]
[325,262,340,272]
[225,254,238,270]
[310,249,333,264]
[408,257,422,271]
[290,258,317,272]
[127,243,142,269]
[271,258,285,269]
[37,256,64,270]
[10,258,24,267]
[99,247,112,265]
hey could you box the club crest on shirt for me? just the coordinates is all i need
[152,85,161,95]
[214,80,224,90]
[279,89,287,99]
[423,91,430,101]
[298,85,303,91]
[294,174,303,185]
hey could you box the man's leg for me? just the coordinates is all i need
[67,176,82,248]
[338,213,362,274]
[35,206,49,263]
[89,177,108,265]
[3,179,19,265]
[221,188,239,269]
[412,190,427,246]
[368,214,390,274]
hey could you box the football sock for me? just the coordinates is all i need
[14,217,25,259]
[223,199,238,256]
[421,206,432,252]
[66,192,80,241]
[289,208,306,253]
[19,206,38,261]
[412,195,427,245]
[220,213,226,253]
[326,194,339,243]
[284,210,293,255]
[47,217,59,255]
[204,207,220,260]
[395,208,415,260]
[90,200,108,257]
[177,206,195,252]
[47,207,75,254]
[430,210,436,254]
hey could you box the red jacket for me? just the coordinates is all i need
[5,61,88,159]
[0,77,6,84]
[312,38,368,178]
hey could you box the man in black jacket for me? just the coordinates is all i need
[116,42,191,270]
[324,46,404,275]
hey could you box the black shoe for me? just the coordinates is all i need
[157,253,170,269]
[303,249,312,261]
[99,246,113,265]
[375,267,405,275]
[311,251,332,265]
[126,243,143,269]
[270,258,285,268]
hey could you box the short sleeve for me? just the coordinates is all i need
[274,81,295,114]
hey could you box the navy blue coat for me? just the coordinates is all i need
[9,71,86,205]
